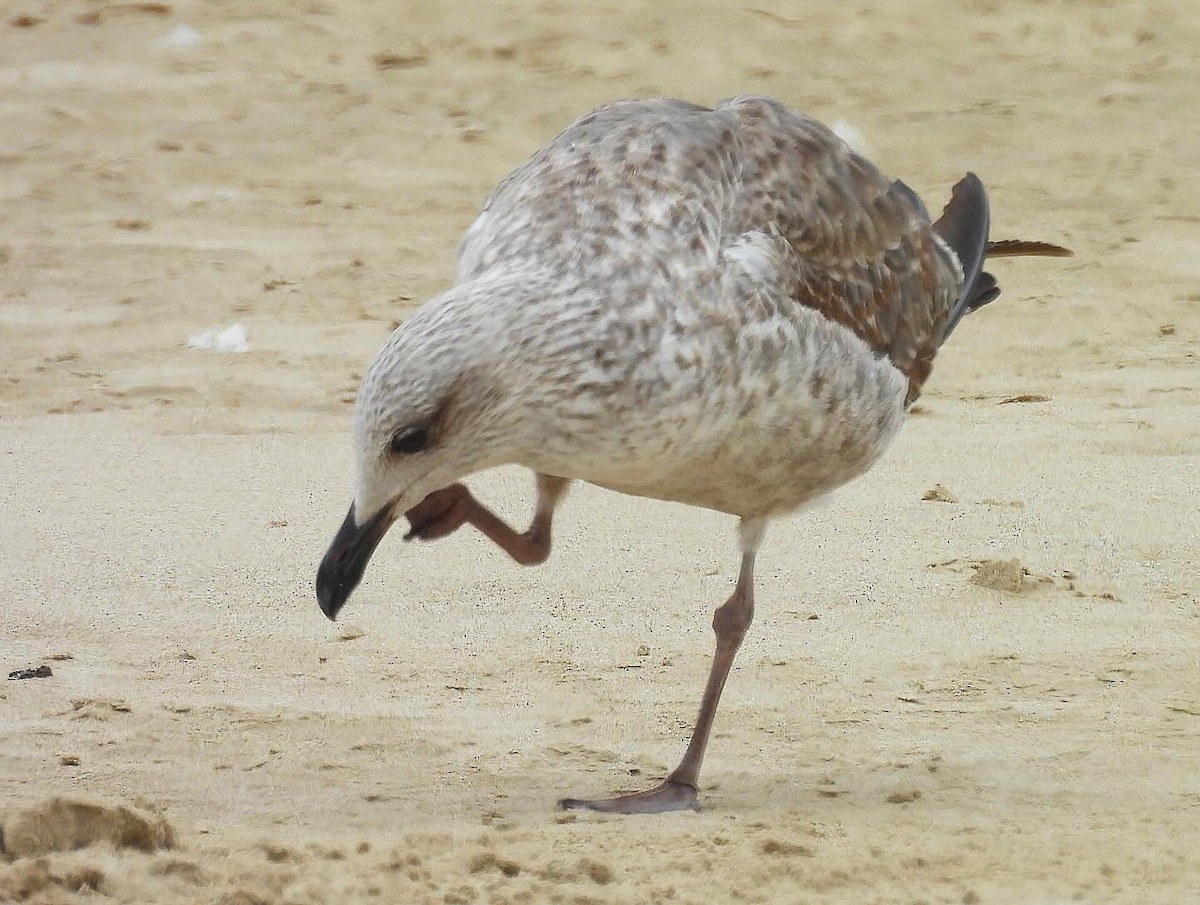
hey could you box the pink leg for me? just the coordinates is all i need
[404,474,568,565]
[561,521,763,814]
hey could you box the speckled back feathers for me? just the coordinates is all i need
[458,96,964,404]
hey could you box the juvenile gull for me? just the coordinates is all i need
[316,96,1070,814]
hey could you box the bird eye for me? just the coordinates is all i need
[389,426,431,455]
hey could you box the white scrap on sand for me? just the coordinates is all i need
[187,324,248,353]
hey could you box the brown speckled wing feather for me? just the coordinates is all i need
[720,96,961,404]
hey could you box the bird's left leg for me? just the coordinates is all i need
[404,473,569,566]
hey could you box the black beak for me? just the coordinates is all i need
[316,503,395,620]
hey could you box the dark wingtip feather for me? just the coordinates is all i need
[968,272,1001,312]
[933,173,991,341]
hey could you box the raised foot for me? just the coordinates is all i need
[559,780,699,814]
[403,483,472,541]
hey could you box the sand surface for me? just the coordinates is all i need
[3,1,1199,902]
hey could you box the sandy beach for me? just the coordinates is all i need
[3,1,1199,902]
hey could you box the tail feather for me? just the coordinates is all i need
[987,239,1073,258]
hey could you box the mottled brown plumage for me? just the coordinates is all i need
[717,100,959,405]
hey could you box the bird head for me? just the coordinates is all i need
[315,293,516,620]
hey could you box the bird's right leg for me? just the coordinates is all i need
[404,473,569,566]
[559,518,767,814]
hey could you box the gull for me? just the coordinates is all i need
[316,96,1069,814]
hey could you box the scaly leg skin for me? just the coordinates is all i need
[404,473,569,566]
[560,519,765,814]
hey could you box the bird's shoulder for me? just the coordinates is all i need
[456,99,739,282]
